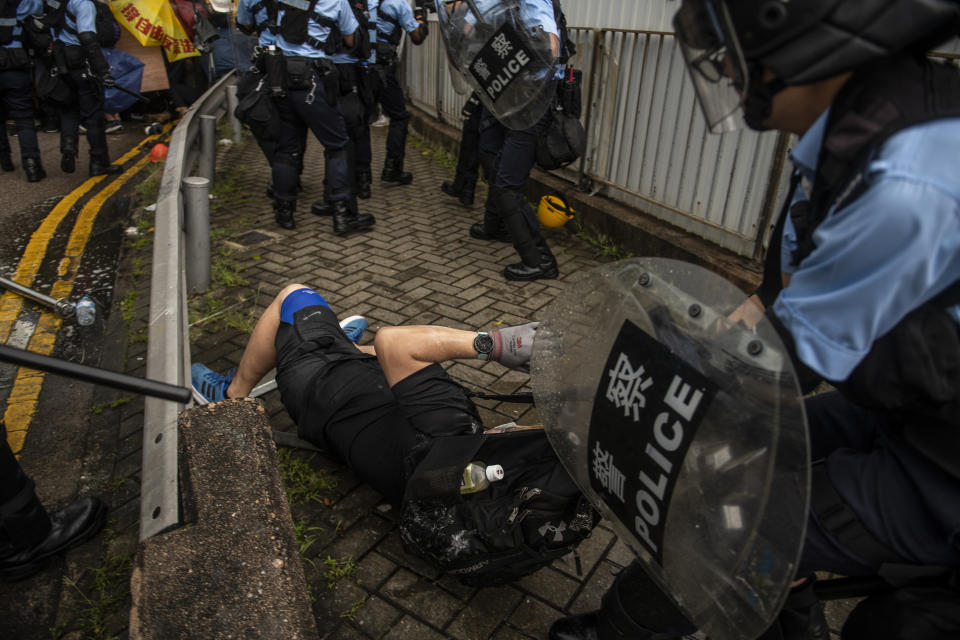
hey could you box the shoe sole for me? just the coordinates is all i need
[504,268,559,282]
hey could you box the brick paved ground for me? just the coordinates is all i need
[188,126,854,640]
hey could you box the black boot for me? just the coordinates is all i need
[470,187,511,241]
[89,154,122,177]
[311,199,335,216]
[274,199,296,230]
[60,135,78,173]
[0,497,107,582]
[356,169,372,199]
[459,178,476,207]
[332,199,375,236]
[0,154,13,172]
[382,157,413,185]
[549,612,601,640]
[23,158,46,183]
[505,237,558,281]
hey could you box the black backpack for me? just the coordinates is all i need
[399,428,598,586]
[95,1,120,47]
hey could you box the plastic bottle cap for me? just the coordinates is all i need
[485,465,504,482]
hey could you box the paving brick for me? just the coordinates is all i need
[446,585,524,640]
[381,569,464,630]
[507,596,565,639]
[382,615,446,640]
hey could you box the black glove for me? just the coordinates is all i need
[101,72,115,88]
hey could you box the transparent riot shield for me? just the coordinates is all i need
[532,258,809,640]
[434,0,559,130]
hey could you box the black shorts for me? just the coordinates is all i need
[275,303,483,503]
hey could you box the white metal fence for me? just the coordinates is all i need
[403,22,791,258]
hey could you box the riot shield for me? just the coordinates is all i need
[434,0,559,130]
[531,258,809,640]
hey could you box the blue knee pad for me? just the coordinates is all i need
[280,288,330,324]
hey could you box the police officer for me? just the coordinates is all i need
[47,0,122,177]
[466,0,563,282]
[311,0,377,216]
[270,0,374,234]
[236,0,308,197]
[373,0,428,185]
[440,91,481,207]
[0,421,106,581]
[549,1,960,639]
[0,0,45,182]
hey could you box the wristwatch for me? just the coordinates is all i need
[474,331,494,360]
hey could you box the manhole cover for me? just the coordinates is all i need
[235,230,273,246]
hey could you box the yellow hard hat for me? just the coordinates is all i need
[537,195,575,228]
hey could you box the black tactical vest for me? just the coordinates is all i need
[278,0,338,54]
[763,55,960,478]
[0,0,20,45]
[248,0,278,35]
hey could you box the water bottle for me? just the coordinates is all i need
[74,296,96,327]
[460,461,505,495]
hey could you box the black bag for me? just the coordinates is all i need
[95,1,120,47]
[234,71,279,138]
[536,67,585,170]
[34,58,71,104]
[536,109,586,170]
[399,428,598,586]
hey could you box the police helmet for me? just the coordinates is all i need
[673,0,960,132]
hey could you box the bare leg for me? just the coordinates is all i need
[226,283,304,398]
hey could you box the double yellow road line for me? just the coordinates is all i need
[1,127,170,454]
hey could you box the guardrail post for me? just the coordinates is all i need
[198,114,217,181]
[183,176,211,293]
[225,84,242,143]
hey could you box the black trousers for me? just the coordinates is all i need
[479,107,552,266]
[272,69,350,204]
[0,423,51,549]
[374,63,409,161]
[454,96,481,185]
[335,62,374,200]
[59,66,109,159]
[0,68,40,160]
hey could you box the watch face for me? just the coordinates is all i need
[474,333,494,354]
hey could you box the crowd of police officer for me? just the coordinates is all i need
[0,0,122,183]
[234,0,429,234]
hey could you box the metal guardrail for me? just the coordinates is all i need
[141,70,239,541]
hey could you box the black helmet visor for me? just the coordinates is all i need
[674,0,749,133]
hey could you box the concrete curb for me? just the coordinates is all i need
[408,107,763,294]
[129,398,318,639]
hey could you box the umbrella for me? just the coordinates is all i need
[110,0,200,61]
[103,47,146,113]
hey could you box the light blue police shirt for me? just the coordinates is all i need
[1,0,42,49]
[54,0,96,46]
[330,0,376,64]
[773,109,960,382]
[237,0,277,46]
[276,0,358,58]
[375,0,418,38]
[459,0,557,37]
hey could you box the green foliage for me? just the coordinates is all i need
[119,290,138,323]
[51,522,133,640]
[135,166,163,204]
[573,221,635,261]
[322,555,356,589]
[293,519,325,554]
[340,595,368,619]
[276,448,338,504]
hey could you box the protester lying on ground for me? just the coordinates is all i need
[191,283,596,585]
